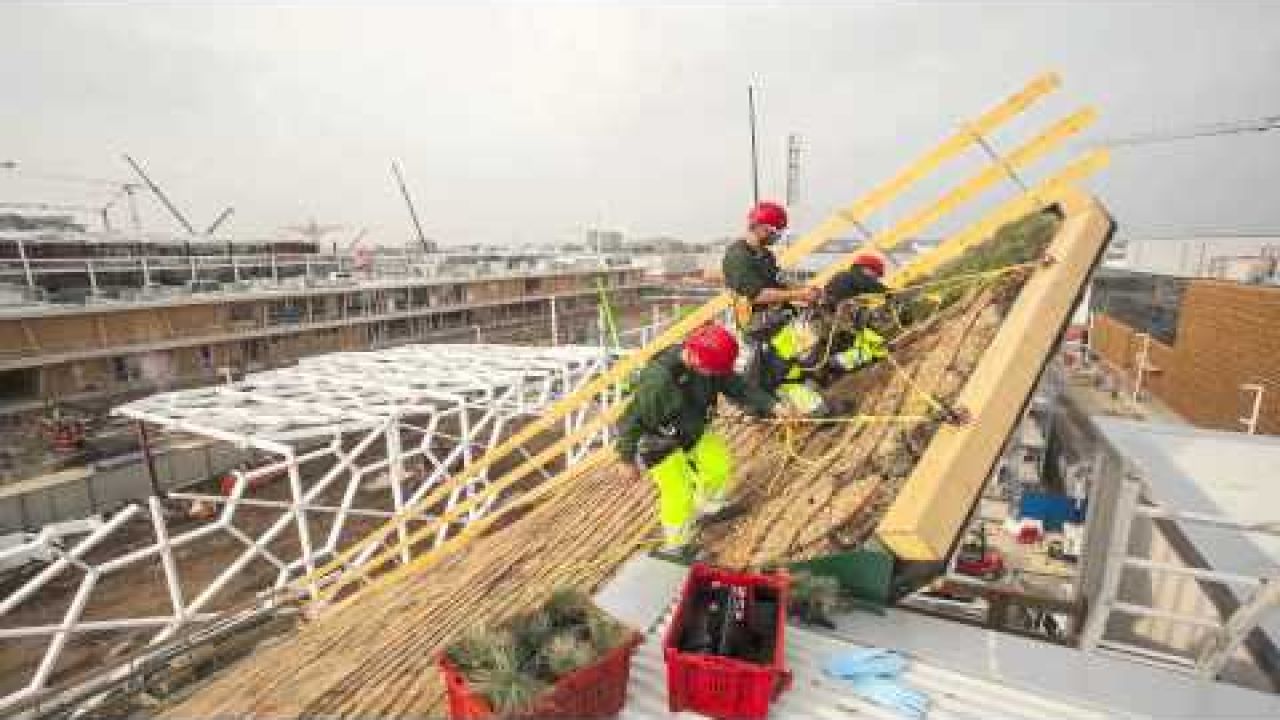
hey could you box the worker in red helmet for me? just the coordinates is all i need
[723,201,827,415]
[616,323,784,552]
[723,201,820,309]
[816,247,892,374]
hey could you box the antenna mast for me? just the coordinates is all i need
[747,85,761,205]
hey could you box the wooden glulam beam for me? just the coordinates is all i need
[876,191,1115,561]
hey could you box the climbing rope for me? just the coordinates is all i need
[748,257,1030,464]
[880,351,949,417]
[790,257,1041,372]
[753,412,933,467]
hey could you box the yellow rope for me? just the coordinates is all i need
[843,260,1038,309]
[760,414,934,426]
[792,258,1036,372]
[768,413,934,466]
[764,261,1027,464]
[882,350,949,415]
[779,419,852,467]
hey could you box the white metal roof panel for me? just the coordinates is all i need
[114,343,607,446]
[1095,418,1280,569]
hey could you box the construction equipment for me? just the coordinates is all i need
[205,206,235,235]
[665,564,791,720]
[39,405,87,454]
[391,160,435,253]
[123,154,197,235]
[954,525,1005,581]
[1,161,144,233]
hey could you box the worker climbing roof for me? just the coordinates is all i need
[614,328,775,463]
[615,323,777,550]
[824,258,888,306]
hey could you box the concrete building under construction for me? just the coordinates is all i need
[0,224,654,487]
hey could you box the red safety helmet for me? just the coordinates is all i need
[850,248,888,279]
[683,323,739,376]
[747,201,788,231]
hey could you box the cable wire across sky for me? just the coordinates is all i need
[1097,114,1280,148]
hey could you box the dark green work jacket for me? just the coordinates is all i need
[823,265,887,305]
[615,346,776,462]
[722,238,784,302]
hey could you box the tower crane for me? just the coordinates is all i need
[1,161,143,232]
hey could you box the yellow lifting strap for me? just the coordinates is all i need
[732,296,754,331]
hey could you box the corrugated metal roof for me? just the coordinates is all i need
[597,555,1280,719]
[598,556,1124,720]
[621,623,1117,720]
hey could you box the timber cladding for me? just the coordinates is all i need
[1092,281,1280,434]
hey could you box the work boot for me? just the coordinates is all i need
[697,496,747,525]
[651,529,702,563]
[658,522,694,554]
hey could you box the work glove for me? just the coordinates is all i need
[846,674,930,720]
[825,647,929,719]
[824,647,908,678]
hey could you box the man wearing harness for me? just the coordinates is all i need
[813,248,892,376]
[616,323,786,553]
[721,201,829,415]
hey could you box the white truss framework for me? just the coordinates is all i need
[0,344,615,716]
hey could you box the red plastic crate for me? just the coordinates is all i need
[663,564,792,720]
[440,630,642,719]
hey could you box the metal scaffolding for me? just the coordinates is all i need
[0,343,615,714]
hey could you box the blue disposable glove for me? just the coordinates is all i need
[847,674,930,720]
[824,646,908,679]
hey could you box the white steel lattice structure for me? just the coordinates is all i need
[0,344,616,716]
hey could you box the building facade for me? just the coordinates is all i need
[1090,275,1280,435]
[0,267,646,415]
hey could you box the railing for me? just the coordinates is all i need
[0,252,642,308]
[0,442,250,533]
[1080,477,1280,680]
[0,283,653,366]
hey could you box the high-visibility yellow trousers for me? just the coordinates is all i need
[647,431,732,548]
[833,327,888,371]
[765,320,828,415]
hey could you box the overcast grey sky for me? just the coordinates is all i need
[3,2,1279,248]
